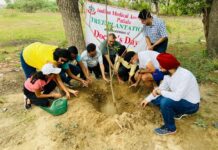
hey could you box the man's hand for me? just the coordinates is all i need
[140,99,149,108]
[118,78,124,84]
[65,91,71,100]
[114,70,118,75]
[103,77,110,83]
[148,45,154,50]
[81,79,88,87]
[128,77,133,84]
[129,83,138,88]
[152,88,161,97]
[156,88,161,95]
[86,77,92,84]
[111,65,115,71]
[68,89,79,97]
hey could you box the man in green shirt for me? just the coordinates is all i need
[99,33,121,73]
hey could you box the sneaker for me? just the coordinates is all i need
[23,95,31,109]
[174,114,188,120]
[154,126,176,135]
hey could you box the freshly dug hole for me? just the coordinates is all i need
[87,81,145,115]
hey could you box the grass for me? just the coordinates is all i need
[0,9,217,83]
[0,9,66,59]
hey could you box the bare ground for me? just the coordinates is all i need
[0,63,218,150]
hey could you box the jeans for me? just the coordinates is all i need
[23,80,57,107]
[59,64,81,84]
[152,69,164,85]
[153,38,168,53]
[151,96,199,131]
[20,50,36,79]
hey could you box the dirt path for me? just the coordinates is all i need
[0,70,218,150]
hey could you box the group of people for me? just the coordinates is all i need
[20,9,200,135]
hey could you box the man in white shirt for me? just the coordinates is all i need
[81,43,109,83]
[141,53,200,135]
[130,50,164,87]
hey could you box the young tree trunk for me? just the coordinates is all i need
[206,0,218,57]
[56,0,85,51]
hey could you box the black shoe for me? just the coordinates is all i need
[154,125,176,135]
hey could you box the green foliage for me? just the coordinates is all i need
[194,118,207,128]
[159,0,207,16]
[88,0,207,16]
[89,0,109,4]
[129,1,150,11]
[6,0,58,13]
[171,0,206,15]
[41,1,58,12]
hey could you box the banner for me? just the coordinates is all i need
[85,1,146,53]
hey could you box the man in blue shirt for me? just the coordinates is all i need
[138,9,168,53]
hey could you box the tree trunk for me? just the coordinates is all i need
[206,0,218,57]
[57,0,85,51]
[202,0,212,43]
[154,2,159,15]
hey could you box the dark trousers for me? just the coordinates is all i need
[103,55,116,73]
[151,96,199,131]
[153,38,168,53]
[81,63,101,79]
[20,50,36,79]
[88,63,101,79]
[118,65,130,81]
[23,80,57,107]
[60,64,81,84]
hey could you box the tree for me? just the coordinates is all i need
[152,0,159,15]
[204,0,218,57]
[169,0,217,57]
[56,0,85,51]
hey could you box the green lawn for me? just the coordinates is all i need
[0,9,217,83]
[0,9,66,61]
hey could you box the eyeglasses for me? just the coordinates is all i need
[60,58,68,63]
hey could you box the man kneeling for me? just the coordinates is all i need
[81,43,109,82]
[140,53,200,135]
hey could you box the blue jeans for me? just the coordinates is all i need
[152,69,164,85]
[20,50,36,79]
[153,38,168,53]
[151,96,199,131]
[60,64,81,84]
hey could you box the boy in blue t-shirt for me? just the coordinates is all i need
[59,46,91,87]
